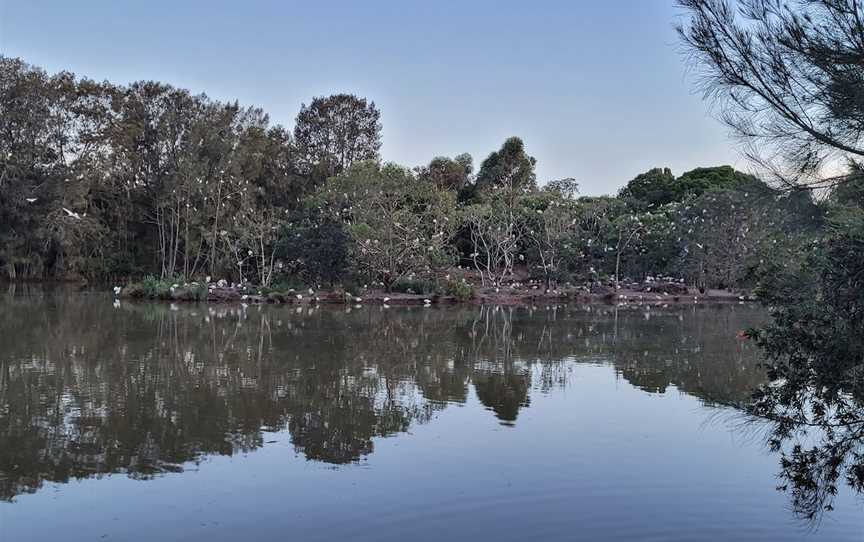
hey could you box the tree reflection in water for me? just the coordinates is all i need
[0,290,769,505]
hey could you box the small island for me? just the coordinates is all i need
[2,63,812,305]
[117,274,750,306]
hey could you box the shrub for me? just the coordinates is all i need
[122,282,145,298]
[391,278,436,295]
[123,276,206,301]
[140,275,172,298]
[171,283,207,301]
[445,279,474,301]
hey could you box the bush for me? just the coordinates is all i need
[270,277,307,292]
[391,278,436,295]
[122,282,145,298]
[123,276,206,301]
[140,275,172,298]
[171,283,207,301]
[445,279,474,301]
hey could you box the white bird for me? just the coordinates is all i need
[25,197,37,203]
[62,207,82,220]
[383,297,390,303]
[113,286,122,296]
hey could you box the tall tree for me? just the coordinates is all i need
[618,167,677,207]
[416,153,473,191]
[293,94,382,179]
[473,136,537,197]
[678,0,864,188]
[679,0,864,519]
[317,161,456,292]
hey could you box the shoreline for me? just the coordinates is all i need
[117,283,756,306]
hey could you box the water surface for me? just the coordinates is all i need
[0,289,861,541]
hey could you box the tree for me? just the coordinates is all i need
[463,198,525,287]
[0,57,118,280]
[619,165,759,208]
[293,94,382,178]
[679,0,864,519]
[472,137,537,198]
[677,165,760,195]
[618,167,677,207]
[568,196,629,281]
[277,207,350,287]
[621,208,678,282]
[677,0,864,188]
[416,153,473,191]
[318,162,456,292]
[544,177,579,199]
[612,215,645,290]
[750,199,864,520]
[522,188,580,288]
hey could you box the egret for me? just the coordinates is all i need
[62,207,82,220]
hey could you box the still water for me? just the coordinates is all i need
[0,289,860,541]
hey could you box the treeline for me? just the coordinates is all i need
[0,56,821,290]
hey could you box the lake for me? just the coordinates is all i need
[0,289,861,541]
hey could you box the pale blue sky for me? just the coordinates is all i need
[0,0,743,195]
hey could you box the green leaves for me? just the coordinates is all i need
[318,162,457,290]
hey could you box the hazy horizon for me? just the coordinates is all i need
[0,0,745,195]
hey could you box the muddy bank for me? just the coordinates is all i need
[118,281,756,306]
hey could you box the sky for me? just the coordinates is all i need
[0,0,744,195]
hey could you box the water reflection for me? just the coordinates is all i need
[0,290,765,502]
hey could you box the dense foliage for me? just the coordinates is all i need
[679,0,864,520]
[0,55,820,297]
